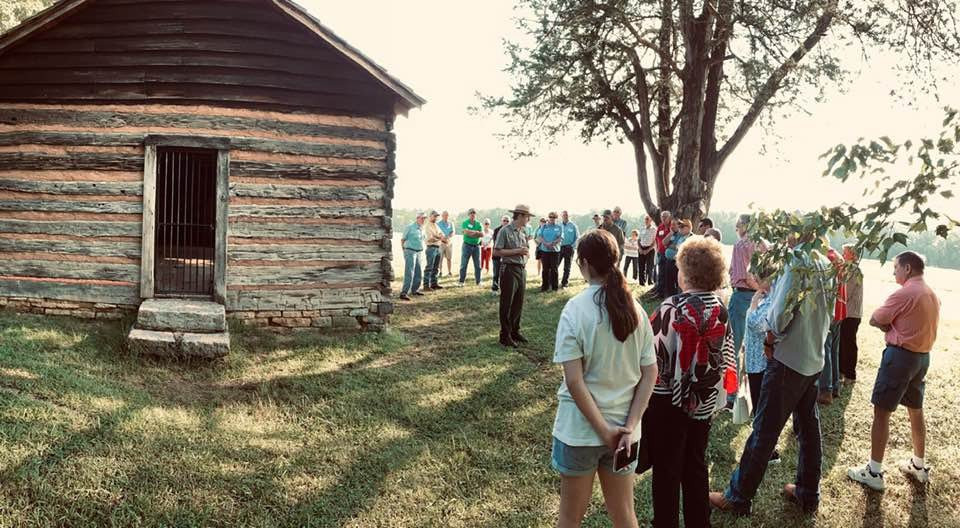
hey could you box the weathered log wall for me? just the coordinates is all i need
[0,103,396,330]
[0,0,398,115]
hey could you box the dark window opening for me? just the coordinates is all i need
[155,147,217,297]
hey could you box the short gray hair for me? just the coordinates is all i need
[737,214,752,227]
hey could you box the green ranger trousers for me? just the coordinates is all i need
[499,263,526,340]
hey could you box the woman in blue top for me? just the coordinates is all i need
[743,267,782,463]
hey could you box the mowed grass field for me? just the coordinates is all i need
[0,240,958,527]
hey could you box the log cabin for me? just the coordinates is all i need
[0,0,424,355]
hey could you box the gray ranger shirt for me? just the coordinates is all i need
[494,222,529,266]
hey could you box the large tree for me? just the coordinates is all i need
[0,0,57,33]
[481,0,960,220]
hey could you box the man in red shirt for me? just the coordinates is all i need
[651,210,673,297]
[847,251,940,491]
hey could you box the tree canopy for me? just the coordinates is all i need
[481,0,960,221]
[0,0,56,33]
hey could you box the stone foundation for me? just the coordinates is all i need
[0,296,136,320]
[0,296,393,333]
[227,301,393,332]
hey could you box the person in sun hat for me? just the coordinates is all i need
[399,212,427,300]
[494,204,534,348]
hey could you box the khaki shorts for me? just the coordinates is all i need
[441,243,452,259]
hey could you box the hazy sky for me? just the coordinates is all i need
[303,0,959,218]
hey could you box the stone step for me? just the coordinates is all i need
[136,298,226,333]
[127,328,230,359]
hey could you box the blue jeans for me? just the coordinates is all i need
[818,320,842,395]
[725,358,822,514]
[424,246,441,288]
[459,243,481,284]
[728,290,753,403]
[401,248,422,295]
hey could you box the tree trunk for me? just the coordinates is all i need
[672,13,712,223]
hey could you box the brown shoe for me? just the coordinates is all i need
[783,483,798,502]
[784,483,818,513]
[817,391,833,405]
[709,491,734,511]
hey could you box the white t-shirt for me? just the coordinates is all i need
[552,284,656,446]
[638,225,657,247]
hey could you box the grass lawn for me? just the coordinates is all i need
[1,270,958,527]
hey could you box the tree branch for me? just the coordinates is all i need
[716,0,839,169]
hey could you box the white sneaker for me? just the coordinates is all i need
[847,464,885,491]
[456,282,464,287]
[898,459,930,484]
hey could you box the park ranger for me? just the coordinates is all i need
[494,204,534,348]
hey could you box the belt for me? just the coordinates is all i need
[463,242,480,247]
[886,343,920,353]
[428,244,440,248]
[503,262,525,267]
[734,287,756,293]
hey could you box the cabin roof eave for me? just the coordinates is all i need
[0,0,426,114]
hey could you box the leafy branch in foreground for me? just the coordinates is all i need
[749,108,959,311]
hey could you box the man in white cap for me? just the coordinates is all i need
[399,212,427,300]
[494,204,533,347]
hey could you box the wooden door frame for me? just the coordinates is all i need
[140,136,229,304]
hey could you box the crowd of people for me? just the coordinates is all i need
[397,204,942,527]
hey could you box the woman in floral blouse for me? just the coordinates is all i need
[648,235,735,528]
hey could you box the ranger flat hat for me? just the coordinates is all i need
[509,204,535,216]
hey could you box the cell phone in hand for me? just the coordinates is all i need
[613,440,640,472]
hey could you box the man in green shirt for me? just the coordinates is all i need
[399,212,426,300]
[458,208,484,286]
[494,204,533,348]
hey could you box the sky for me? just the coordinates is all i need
[302,0,959,219]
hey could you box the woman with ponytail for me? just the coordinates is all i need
[647,235,735,528]
[551,229,658,528]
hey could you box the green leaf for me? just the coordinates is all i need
[941,190,955,199]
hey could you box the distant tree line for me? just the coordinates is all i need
[393,208,960,270]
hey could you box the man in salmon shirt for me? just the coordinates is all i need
[847,251,940,491]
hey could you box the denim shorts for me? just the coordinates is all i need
[871,345,930,412]
[551,436,636,476]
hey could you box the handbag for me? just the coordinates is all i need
[732,353,753,425]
